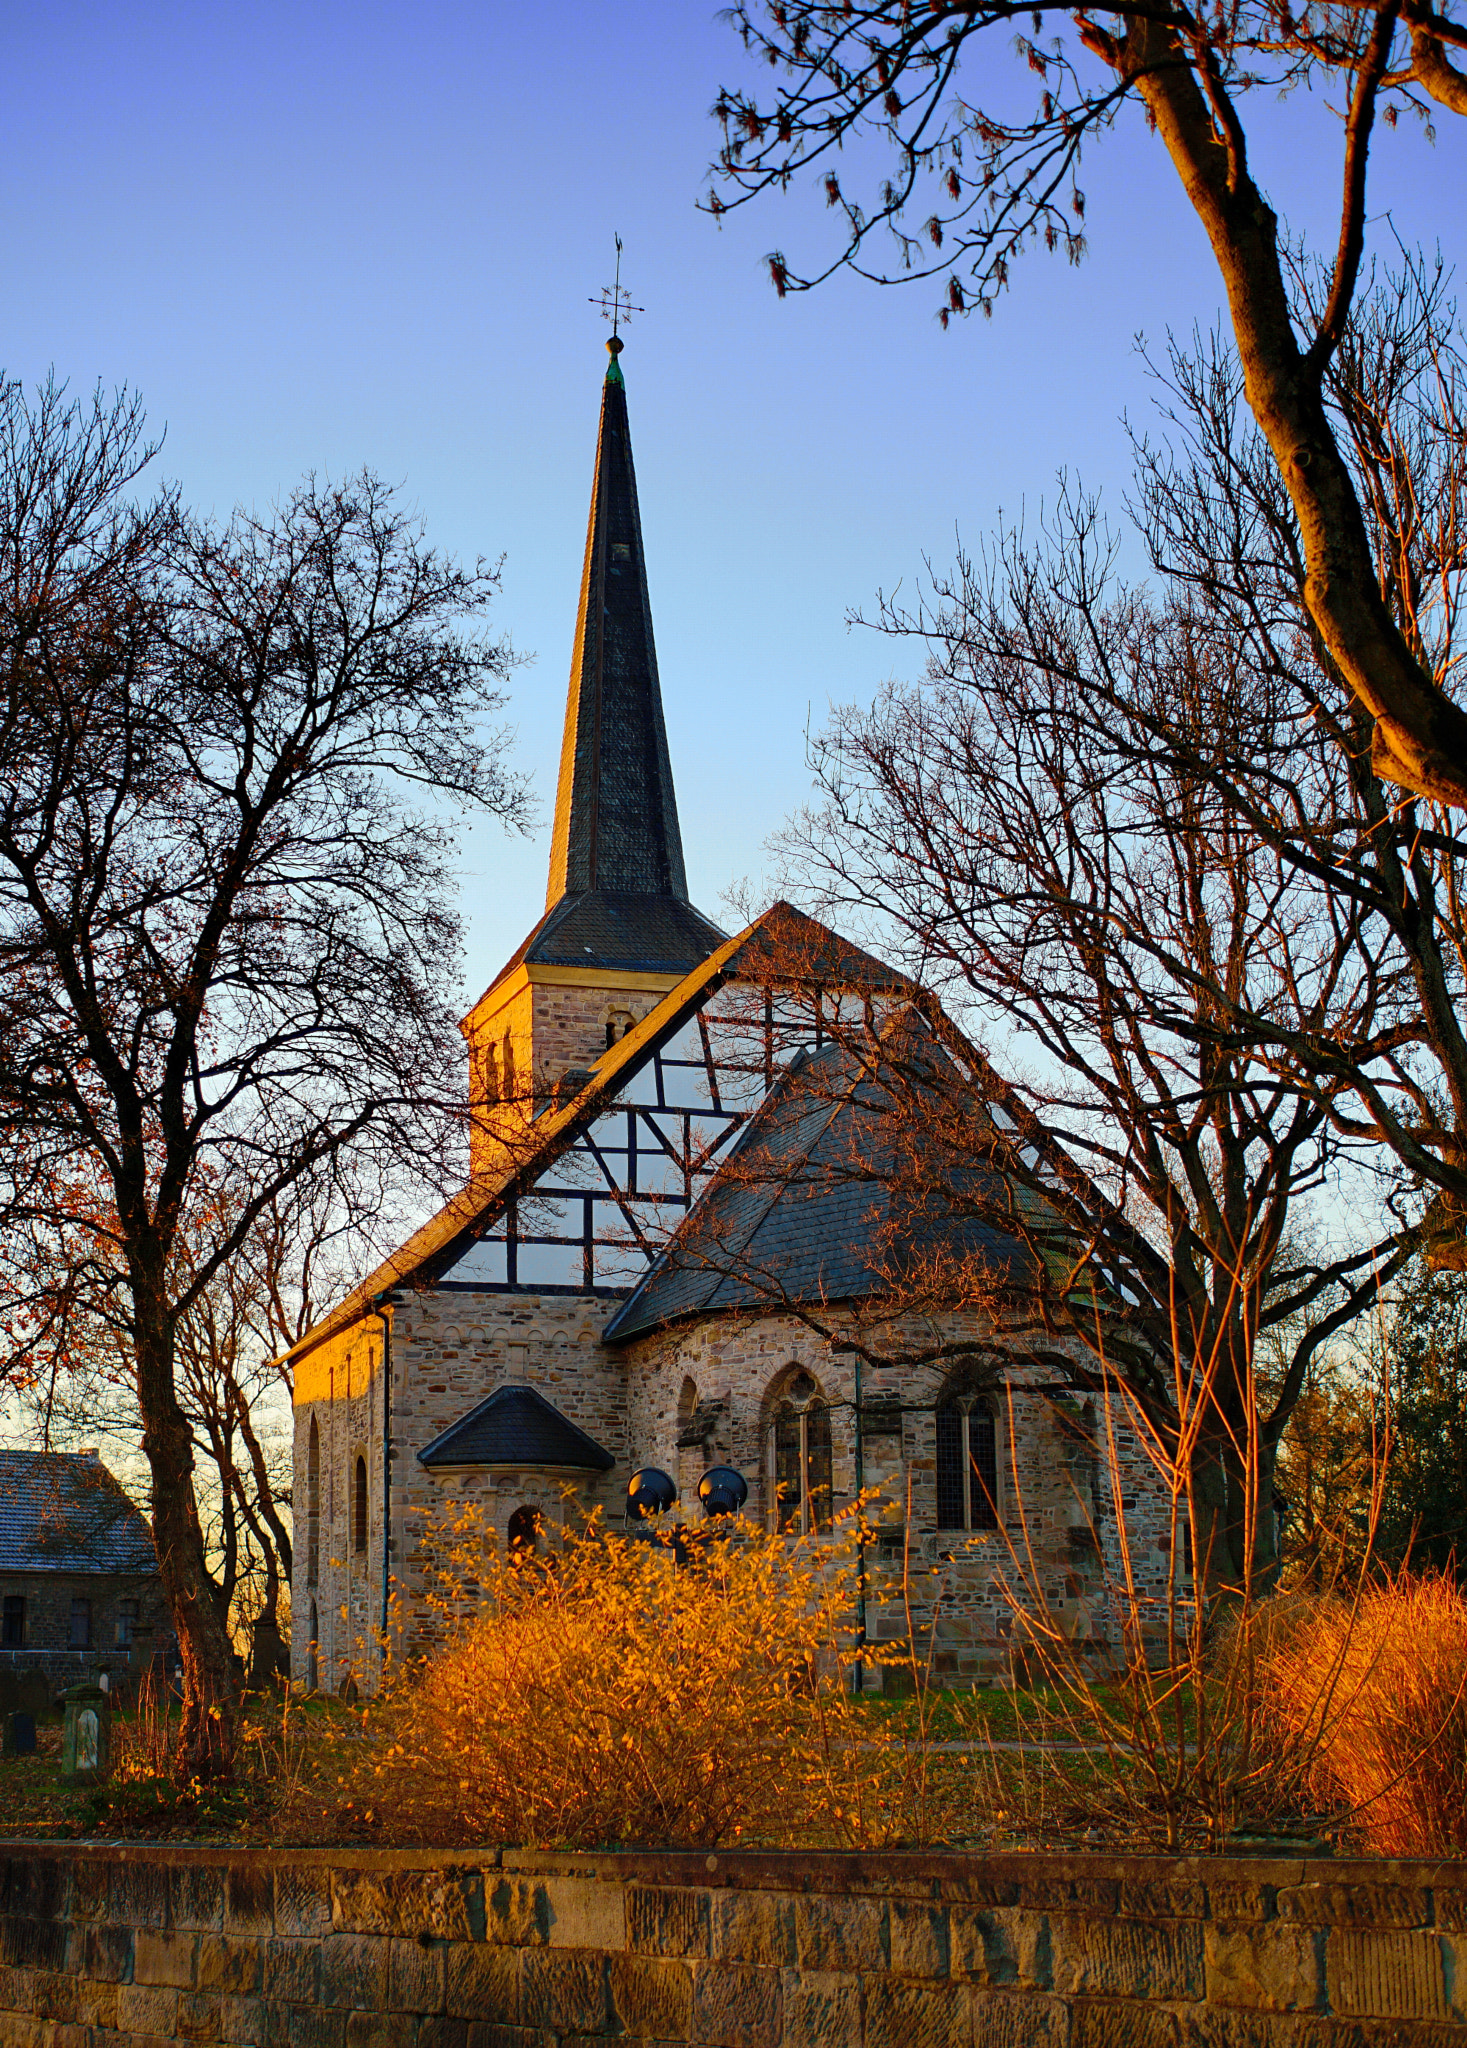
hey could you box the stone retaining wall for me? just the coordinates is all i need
[2,1841,1466,2046]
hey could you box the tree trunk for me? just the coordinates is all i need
[132,1277,239,1781]
[1190,1426,1282,1607]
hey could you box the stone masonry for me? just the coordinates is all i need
[2,1841,1466,2045]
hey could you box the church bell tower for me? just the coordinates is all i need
[462,334,725,1170]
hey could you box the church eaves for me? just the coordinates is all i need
[530,337,725,978]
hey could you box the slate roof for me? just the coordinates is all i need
[603,1029,1038,1345]
[515,889,727,980]
[417,1385,615,1471]
[542,346,702,898]
[0,1449,157,1576]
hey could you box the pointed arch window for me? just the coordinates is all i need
[773,1371,833,1534]
[935,1391,998,1532]
[353,1456,368,1555]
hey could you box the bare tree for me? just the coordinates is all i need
[0,377,526,1776]
[709,1,1467,807]
[747,596,1407,1594]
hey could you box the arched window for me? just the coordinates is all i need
[935,1390,999,1532]
[507,1505,541,1561]
[605,1007,634,1049]
[306,1418,320,1586]
[353,1456,368,1555]
[307,1601,319,1694]
[772,1371,833,1534]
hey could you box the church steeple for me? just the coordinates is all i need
[460,336,725,1154]
[546,336,688,905]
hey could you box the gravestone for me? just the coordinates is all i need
[2,1712,35,1756]
[58,1682,110,1785]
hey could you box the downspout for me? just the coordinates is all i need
[373,1297,393,1673]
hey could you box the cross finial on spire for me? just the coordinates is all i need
[589,233,644,344]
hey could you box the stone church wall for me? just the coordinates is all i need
[620,1308,1177,1686]
[297,1287,1177,1694]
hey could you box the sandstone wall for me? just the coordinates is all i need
[1,1840,1464,2045]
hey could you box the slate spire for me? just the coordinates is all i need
[545,336,689,906]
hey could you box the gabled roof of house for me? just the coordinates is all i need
[602,1027,1038,1345]
[417,1384,615,1471]
[0,1449,156,1576]
[283,901,906,1368]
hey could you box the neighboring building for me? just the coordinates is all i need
[0,1447,167,1693]
[288,336,1175,1694]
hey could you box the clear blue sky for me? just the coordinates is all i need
[4,2,1464,1004]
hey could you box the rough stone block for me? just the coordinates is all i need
[1205,1881,1277,1923]
[970,1987,1072,2045]
[133,1928,199,1988]
[176,1988,223,2041]
[445,1941,520,2024]
[690,1961,782,2048]
[1432,1884,1467,1934]
[417,2020,470,2048]
[1049,1914,1203,2002]
[218,1992,269,2044]
[0,1861,66,1924]
[1117,1880,1207,1920]
[116,1983,180,2036]
[388,1933,447,2013]
[864,1974,967,2048]
[226,1861,276,1936]
[83,1922,133,1981]
[485,1879,550,1948]
[277,1867,334,1938]
[70,1856,114,1923]
[1205,1921,1324,2012]
[114,1859,172,1930]
[521,1948,608,2034]
[173,1862,226,1932]
[465,2029,557,2048]
[334,1868,479,1942]
[320,1933,391,2011]
[197,1932,265,1995]
[779,1966,861,2048]
[543,1875,626,1953]
[1278,1883,1430,1931]
[627,1885,710,1959]
[889,1900,951,1979]
[704,1892,794,1974]
[606,1953,694,2038]
[287,2005,347,2048]
[0,1915,68,1974]
[1069,1996,1180,2047]
[949,1907,1051,1990]
[345,2011,418,2048]
[76,1977,119,2029]
[1328,1926,1449,2020]
[795,1895,888,1974]
[29,1970,77,2023]
[266,1936,323,2004]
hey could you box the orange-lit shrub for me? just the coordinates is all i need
[354,1506,961,1849]
[1259,1572,1467,1855]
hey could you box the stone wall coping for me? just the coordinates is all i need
[3,1837,1466,1895]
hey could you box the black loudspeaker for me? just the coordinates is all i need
[697,1466,749,1518]
[626,1466,678,1521]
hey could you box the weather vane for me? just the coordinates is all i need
[590,234,644,342]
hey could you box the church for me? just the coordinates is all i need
[287,335,1174,1695]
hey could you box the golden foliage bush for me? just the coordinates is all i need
[344,1506,978,1850]
[1258,1572,1467,1855]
